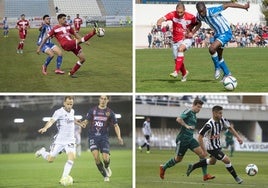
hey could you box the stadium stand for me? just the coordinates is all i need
[4,0,51,17]
[101,0,132,16]
[53,0,102,17]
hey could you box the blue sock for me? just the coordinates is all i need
[44,56,53,67]
[211,52,220,70]
[56,56,63,69]
[219,58,230,76]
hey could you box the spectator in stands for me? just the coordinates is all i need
[224,122,235,157]
[157,2,201,82]
[186,105,243,184]
[196,2,250,80]
[55,6,59,13]
[16,14,30,54]
[138,117,152,154]
[160,98,215,181]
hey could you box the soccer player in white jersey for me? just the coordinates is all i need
[186,105,243,184]
[138,117,152,153]
[35,96,85,183]
[196,2,249,80]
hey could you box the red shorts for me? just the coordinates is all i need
[19,31,27,39]
[61,40,82,56]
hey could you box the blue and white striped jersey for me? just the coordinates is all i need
[37,24,52,46]
[197,5,231,35]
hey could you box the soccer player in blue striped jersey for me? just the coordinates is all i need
[186,105,243,184]
[37,15,64,75]
[196,2,249,80]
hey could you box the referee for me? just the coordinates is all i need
[139,117,152,154]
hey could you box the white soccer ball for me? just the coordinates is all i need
[97,28,105,37]
[223,76,237,91]
[245,164,258,176]
[60,175,73,186]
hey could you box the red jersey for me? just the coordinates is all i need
[17,19,30,35]
[73,17,83,29]
[164,11,196,42]
[48,24,75,45]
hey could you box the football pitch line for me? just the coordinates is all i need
[146,180,257,187]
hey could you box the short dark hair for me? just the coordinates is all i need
[212,105,223,112]
[193,99,204,106]
[57,13,66,20]
[43,15,49,20]
[64,96,74,101]
[176,2,185,9]
[196,2,206,10]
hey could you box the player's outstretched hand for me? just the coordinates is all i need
[38,127,47,134]
[118,137,124,145]
[244,2,250,11]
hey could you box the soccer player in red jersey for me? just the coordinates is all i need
[37,13,102,78]
[16,14,30,54]
[157,2,201,82]
[73,14,83,33]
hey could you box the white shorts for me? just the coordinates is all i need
[49,143,76,157]
[172,39,193,59]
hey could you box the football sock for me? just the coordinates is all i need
[211,52,220,70]
[225,163,237,178]
[104,159,110,169]
[70,61,82,74]
[82,31,95,42]
[146,144,150,151]
[45,56,53,67]
[62,160,74,178]
[56,56,63,69]
[17,43,22,50]
[219,59,230,76]
[163,157,177,170]
[192,158,207,170]
[96,162,107,177]
[200,159,208,175]
[40,149,49,160]
[21,42,24,49]
[175,52,184,73]
[180,63,187,76]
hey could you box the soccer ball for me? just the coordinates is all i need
[223,76,237,91]
[97,28,105,37]
[60,175,73,186]
[245,164,258,176]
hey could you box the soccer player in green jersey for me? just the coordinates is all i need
[225,122,235,157]
[160,98,215,181]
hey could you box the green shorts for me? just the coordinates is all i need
[175,135,200,156]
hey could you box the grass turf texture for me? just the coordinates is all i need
[0,27,132,92]
[136,48,268,92]
[0,150,132,188]
[136,149,268,188]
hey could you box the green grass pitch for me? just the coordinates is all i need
[136,48,268,92]
[0,150,132,188]
[136,149,268,188]
[0,27,132,92]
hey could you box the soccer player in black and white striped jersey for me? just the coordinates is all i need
[186,105,244,184]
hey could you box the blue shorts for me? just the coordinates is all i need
[214,30,232,47]
[88,137,110,154]
[41,43,56,53]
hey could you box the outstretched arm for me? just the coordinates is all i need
[223,2,250,11]
[37,35,50,54]
[38,119,56,134]
[228,126,243,144]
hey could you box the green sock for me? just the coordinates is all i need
[163,158,177,170]
[202,165,207,175]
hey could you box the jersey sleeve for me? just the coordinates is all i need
[221,117,231,129]
[85,108,93,121]
[209,5,224,16]
[51,109,61,121]
[110,110,118,126]
[163,11,175,21]
[48,27,55,37]
[199,123,211,136]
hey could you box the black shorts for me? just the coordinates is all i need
[207,149,226,160]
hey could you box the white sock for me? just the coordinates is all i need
[40,149,49,160]
[62,160,74,178]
